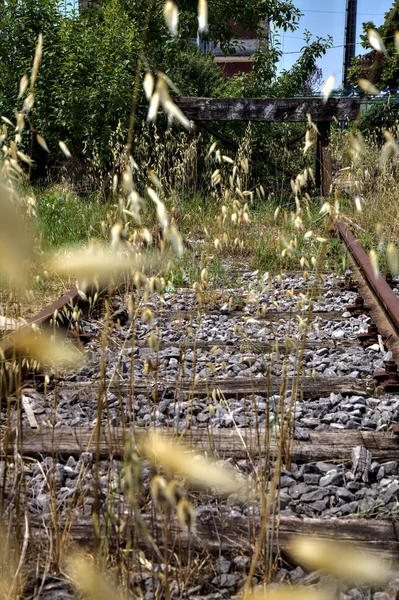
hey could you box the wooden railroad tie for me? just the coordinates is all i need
[3,427,399,462]
[29,514,399,560]
[57,376,374,400]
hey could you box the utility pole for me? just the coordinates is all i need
[343,0,358,91]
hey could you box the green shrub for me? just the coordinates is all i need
[359,99,399,140]
[0,0,225,171]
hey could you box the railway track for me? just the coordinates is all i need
[2,221,399,598]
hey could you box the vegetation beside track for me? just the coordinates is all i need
[3,2,399,599]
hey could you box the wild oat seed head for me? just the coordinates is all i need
[197,0,208,32]
[207,141,217,156]
[289,536,391,585]
[31,33,43,86]
[67,553,128,600]
[322,74,335,103]
[148,169,162,190]
[59,141,71,159]
[163,96,191,129]
[163,0,179,36]
[36,133,49,153]
[18,74,29,99]
[177,498,196,531]
[368,28,387,55]
[150,475,169,508]
[147,90,160,123]
[381,129,399,165]
[141,433,241,495]
[22,93,35,114]
[387,243,399,274]
[164,224,184,255]
[142,308,154,325]
[147,186,169,228]
[148,332,159,352]
[369,249,379,277]
[201,268,208,282]
[319,202,331,216]
[303,130,314,155]
[358,79,379,95]
[143,72,154,101]
[166,480,185,507]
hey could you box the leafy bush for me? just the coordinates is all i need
[348,1,399,90]
[0,0,225,171]
[359,100,399,139]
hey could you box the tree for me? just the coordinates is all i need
[348,0,399,89]
[0,0,324,171]
[302,66,323,93]
[231,30,332,97]
[0,0,226,168]
[177,0,301,54]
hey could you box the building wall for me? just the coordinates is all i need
[215,57,254,77]
[197,19,269,78]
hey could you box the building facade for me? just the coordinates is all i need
[197,19,270,78]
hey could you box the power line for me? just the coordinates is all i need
[281,41,361,55]
[301,9,384,15]
[281,34,397,55]
[283,35,309,40]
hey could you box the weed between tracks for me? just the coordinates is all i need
[0,22,398,600]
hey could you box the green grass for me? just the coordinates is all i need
[33,185,347,280]
[35,187,112,249]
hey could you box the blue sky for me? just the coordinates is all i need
[276,0,394,87]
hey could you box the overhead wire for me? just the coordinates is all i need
[281,34,397,55]
[301,10,384,16]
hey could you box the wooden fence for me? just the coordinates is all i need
[175,97,360,196]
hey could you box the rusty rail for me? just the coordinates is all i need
[0,286,100,395]
[0,287,80,360]
[337,221,399,394]
[337,222,399,333]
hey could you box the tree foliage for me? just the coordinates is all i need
[177,0,301,54]
[348,0,399,89]
[0,0,330,174]
[224,30,332,98]
[0,0,226,167]
[302,66,323,93]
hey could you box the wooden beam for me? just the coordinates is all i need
[29,514,399,559]
[159,309,347,321]
[174,97,360,123]
[135,339,361,351]
[4,428,396,462]
[56,376,374,399]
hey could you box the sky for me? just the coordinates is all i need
[276,0,394,88]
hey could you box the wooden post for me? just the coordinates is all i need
[315,121,332,197]
[185,120,199,194]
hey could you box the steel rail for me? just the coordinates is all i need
[0,286,83,361]
[0,286,101,395]
[337,222,399,335]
